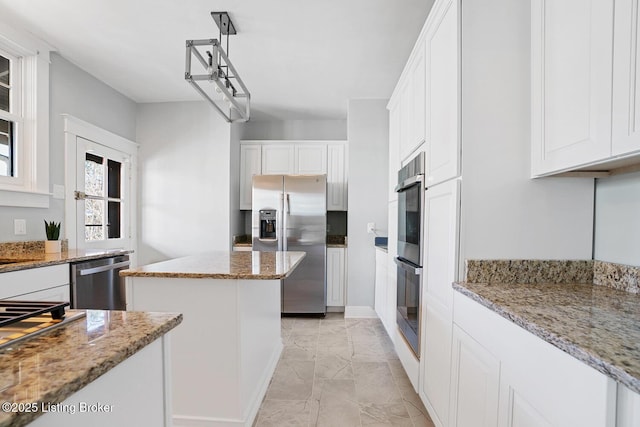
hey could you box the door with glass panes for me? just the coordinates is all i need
[75,137,131,250]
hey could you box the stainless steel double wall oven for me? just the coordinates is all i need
[395,152,425,358]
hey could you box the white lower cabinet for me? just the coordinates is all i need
[617,384,640,427]
[449,325,500,427]
[374,247,388,327]
[326,247,346,308]
[453,291,617,427]
[0,264,70,302]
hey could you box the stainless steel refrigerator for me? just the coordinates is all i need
[252,174,326,314]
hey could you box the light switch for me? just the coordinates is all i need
[14,219,26,235]
[367,222,375,234]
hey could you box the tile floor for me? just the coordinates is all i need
[254,313,436,427]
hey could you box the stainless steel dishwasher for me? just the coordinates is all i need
[70,255,130,310]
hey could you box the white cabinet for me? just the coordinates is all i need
[453,291,617,427]
[612,0,640,156]
[425,0,460,187]
[0,264,70,301]
[326,247,346,308]
[295,144,327,174]
[398,43,427,163]
[617,384,640,427]
[239,145,262,210]
[419,178,460,427]
[240,141,348,210]
[374,247,388,328]
[449,325,500,427]
[530,0,617,176]
[327,143,347,210]
[262,144,295,174]
[388,100,401,201]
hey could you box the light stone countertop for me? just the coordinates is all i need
[0,249,131,274]
[0,310,182,427]
[120,251,306,280]
[455,261,640,394]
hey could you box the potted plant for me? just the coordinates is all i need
[44,220,61,253]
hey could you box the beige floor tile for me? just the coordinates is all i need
[266,360,315,401]
[410,413,436,427]
[359,402,413,427]
[353,361,403,405]
[313,379,361,427]
[255,399,312,427]
[315,354,353,380]
[282,335,318,360]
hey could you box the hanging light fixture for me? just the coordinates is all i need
[185,12,250,122]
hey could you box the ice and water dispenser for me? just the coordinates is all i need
[259,210,277,240]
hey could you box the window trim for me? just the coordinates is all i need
[0,19,51,207]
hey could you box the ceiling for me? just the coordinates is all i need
[0,0,432,121]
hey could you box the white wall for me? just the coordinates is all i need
[594,172,640,266]
[0,53,136,241]
[239,119,347,140]
[347,99,389,308]
[136,101,232,265]
[459,0,594,270]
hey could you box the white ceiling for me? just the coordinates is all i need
[0,0,432,121]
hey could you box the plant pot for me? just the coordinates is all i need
[45,240,62,254]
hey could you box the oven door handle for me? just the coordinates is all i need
[395,257,423,275]
[395,174,424,193]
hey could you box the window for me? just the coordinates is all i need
[0,20,50,207]
[0,50,19,178]
[84,153,123,242]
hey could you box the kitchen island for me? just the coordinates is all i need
[121,250,306,427]
[0,310,182,427]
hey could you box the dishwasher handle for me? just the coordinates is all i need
[78,260,130,276]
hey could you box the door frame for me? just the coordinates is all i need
[63,115,139,260]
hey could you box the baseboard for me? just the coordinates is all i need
[173,341,283,427]
[326,306,345,313]
[344,305,378,318]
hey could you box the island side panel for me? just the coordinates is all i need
[238,279,283,420]
[29,337,169,427]
[127,276,282,426]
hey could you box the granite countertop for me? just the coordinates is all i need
[455,259,640,394]
[0,310,182,427]
[120,251,306,279]
[0,249,131,274]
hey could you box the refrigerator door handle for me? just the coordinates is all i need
[285,193,290,214]
[282,192,288,252]
[279,192,285,251]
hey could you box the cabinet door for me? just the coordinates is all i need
[411,40,426,151]
[425,0,460,187]
[327,143,347,211]
[388,100,401,202]
[617,384,640,427]
[399,80,412,162]
[612,0,640,156]
[326,247,345,307]
[239,145,262,210]
[295,144,327,174]
[374,248,388,325]
[531,0,614,176]
[262,145,295,174]
[419,178,460,427]
[7,284,70,303]
[449,325,500,427]
[0,264,69,300]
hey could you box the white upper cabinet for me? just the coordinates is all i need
[239,145,262,210]
[295,144,327,174]
[410,41,427,150]
[425,0,460,187]
[262,144,295,175]
[240,141,347,210]
[388,99,401,202]
[612,0,640,156]
[530,0,615,176]
[327,143,347,210]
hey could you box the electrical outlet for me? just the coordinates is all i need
[367,222,375,234]
[14,219,26,235]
